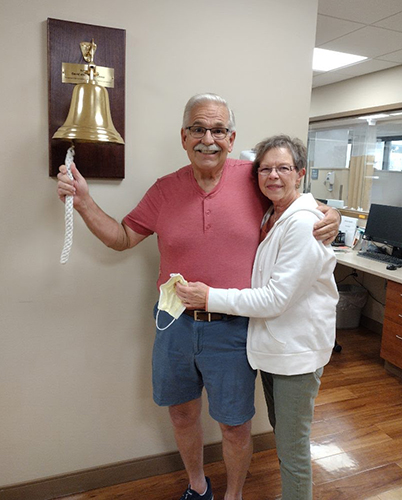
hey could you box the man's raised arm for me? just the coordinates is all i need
[57,163,147,251]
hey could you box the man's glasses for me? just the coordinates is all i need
[257,165,295,176]
[186,126,230,140]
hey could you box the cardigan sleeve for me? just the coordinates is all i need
[207,212,335,318]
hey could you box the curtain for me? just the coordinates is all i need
[347,155,374,210]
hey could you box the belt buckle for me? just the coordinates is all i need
[194,310,212,322]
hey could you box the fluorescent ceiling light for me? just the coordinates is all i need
[313,48,367,72]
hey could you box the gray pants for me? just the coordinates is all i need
[260,367,323,500]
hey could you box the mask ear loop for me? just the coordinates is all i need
[155,309,176,331]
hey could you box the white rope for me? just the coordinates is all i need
[60,146,75,264]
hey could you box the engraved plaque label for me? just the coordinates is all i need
[62,62,115,88]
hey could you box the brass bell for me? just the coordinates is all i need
[52,40,124,144]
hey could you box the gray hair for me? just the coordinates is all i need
[252,134,307,178]
[182,93,236,131]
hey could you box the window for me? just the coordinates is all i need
[307,111,402,211]
[375,138,402,171]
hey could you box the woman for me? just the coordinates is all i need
[176,134,339,500]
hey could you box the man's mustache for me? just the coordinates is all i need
[194,144,222,153]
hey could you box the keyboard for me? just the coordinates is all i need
[357,251,402,267]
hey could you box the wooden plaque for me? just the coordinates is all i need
[47,18,126,178]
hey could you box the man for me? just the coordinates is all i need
[57,93,340,500]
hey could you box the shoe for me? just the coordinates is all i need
[179,477,213,500]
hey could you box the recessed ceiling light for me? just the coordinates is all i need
[313,48,367,72]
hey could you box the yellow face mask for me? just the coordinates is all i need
[156,273,188,330]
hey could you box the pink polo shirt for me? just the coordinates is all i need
[123,159,268,289]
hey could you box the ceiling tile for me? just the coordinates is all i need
[374,12,402,32]
[379,48,402,63]
[315,15,365,46]
[317,0,402,24]
[314,1,402,87]
[312,71,355,88]
[335,58,399,76]
[320,26,402,58]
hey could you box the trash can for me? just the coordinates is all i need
[336,284,368,329]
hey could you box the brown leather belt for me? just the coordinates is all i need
[183,309,236,322]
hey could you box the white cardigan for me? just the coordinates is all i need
[207,194,339,375]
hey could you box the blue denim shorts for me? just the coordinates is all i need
[152,306,256,426]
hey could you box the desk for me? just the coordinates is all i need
[335,248,402,373]
[335,249,402,284]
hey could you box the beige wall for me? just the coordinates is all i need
[0,0,318,487]
[310,65,402,119]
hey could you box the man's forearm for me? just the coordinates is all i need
[76,196,131,251]
[316,200,342,223]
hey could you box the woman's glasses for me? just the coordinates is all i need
[257,165,295,176]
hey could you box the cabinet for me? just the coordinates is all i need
[381,281,402,369]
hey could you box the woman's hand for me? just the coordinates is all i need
[175,281,209,310]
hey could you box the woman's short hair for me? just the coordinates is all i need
[182,93,236,131]
[252,134,307,178]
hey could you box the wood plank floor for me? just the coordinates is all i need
[58,327,402,500]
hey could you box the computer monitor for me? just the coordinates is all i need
[364,204,402,250]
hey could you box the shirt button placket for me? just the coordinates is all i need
[204,199,212,232]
